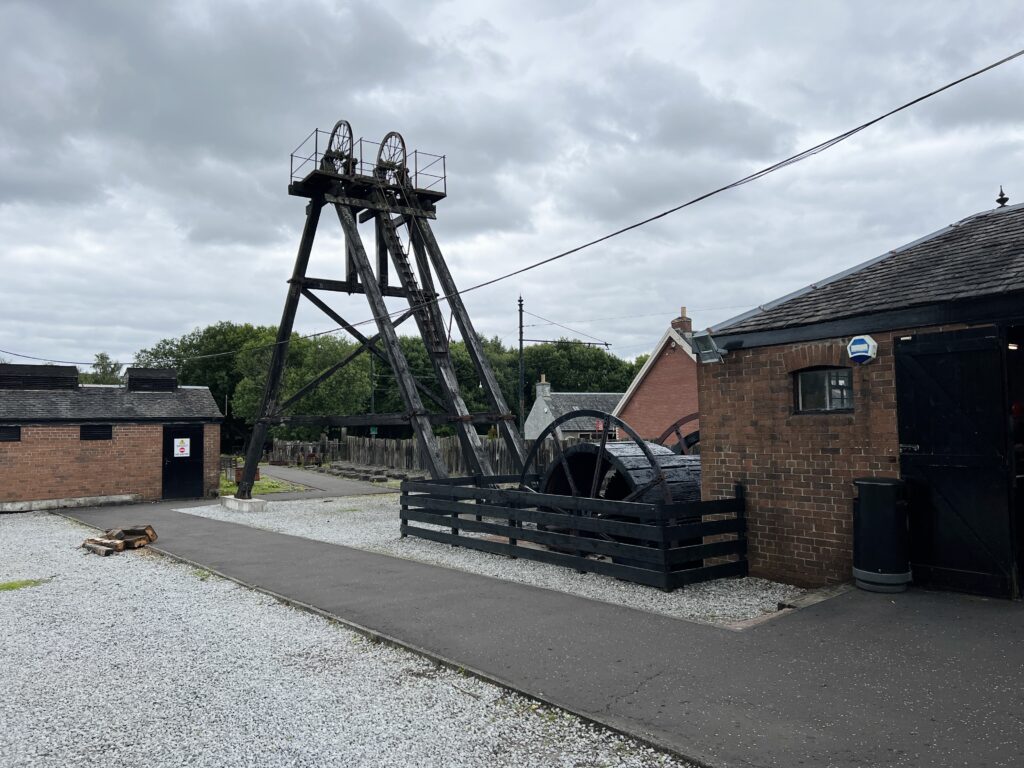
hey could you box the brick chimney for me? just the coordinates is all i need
[670,306,692,334]
[535,373,552,400]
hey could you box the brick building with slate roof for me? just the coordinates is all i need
[696,201,1024,597]
[0,365,222,510]
[612,308,699,447]
[523,375,623,440]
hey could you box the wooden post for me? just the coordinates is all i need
[238,198,324,499]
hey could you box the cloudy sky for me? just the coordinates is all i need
[2,1,1023,372]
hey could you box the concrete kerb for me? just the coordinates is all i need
[0,493,141,513]
[721,582,853,632]
[219,495,268,513]
[53,509,715,768]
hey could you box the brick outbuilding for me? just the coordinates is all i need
[0,365,222,511]
[695,201,1024,597]
[613,307,699,448]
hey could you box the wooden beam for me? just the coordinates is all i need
[324,194,435,220]
[275,341,374,413]
[410,215,527,471]
[298,289,446,410]
[297,277,406,299]
[237,198,324,499]
[375,199,495,477]
[335,203,449,478]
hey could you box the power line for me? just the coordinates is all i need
[5,47,1023,369]
[522,340,609,347]
[521,304,760,328]
[522,310,610,346]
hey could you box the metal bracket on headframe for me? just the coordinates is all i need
[236,122,526,498]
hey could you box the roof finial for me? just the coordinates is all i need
[997,186,1009,207]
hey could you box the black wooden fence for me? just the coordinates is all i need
[400,476,747,591]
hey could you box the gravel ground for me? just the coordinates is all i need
[0,512,692,768]
[182,495,804,625]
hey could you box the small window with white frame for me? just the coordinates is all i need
[794,367,854,413]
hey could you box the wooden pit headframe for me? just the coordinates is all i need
[236,121,525,498]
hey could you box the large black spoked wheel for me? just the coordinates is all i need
[519,410,702,566]
[320,119,354,175]
[375,131,407,186]
[655,412,700,455]
[519,410,673,505]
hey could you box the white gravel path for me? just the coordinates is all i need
[182,494,804,625]
[1,512,691,768]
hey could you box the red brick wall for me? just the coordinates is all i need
[204,423,220,496]
[698,324,973,587]
[617,343,699,444]
[0,423,220,503]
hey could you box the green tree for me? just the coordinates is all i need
[363,334,525,434]
[521,339,636,412]
[135,322,273,407]
[79,352,122,384]
[135,322,274,446]
[232,332,372,440]
[630,352,650,377]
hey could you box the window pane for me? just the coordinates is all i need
[798,371,828,411]
[827,369,853,410]
[797,368,853,412]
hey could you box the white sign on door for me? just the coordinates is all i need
[174,438,191,458]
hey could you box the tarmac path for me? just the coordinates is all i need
[63,500,1024,768]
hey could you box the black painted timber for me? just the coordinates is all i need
[401,476,746,591]
[237,199,324,499]
[404,496,666,541]
[298,276,407,299]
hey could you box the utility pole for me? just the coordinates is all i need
[518,295,525,433]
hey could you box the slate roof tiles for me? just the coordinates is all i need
[0,385,223,423]
[715,202,1024,336]
[547,392,624,431]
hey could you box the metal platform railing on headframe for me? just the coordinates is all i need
[289,128,446,195]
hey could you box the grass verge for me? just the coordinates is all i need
[0,578,51,592]
[219,474,307,496]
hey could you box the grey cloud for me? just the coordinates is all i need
[3,0,1024,368]
[588,55,795,159]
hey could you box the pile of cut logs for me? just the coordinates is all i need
[81,525,158,556]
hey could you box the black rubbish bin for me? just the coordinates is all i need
[852,477,911,593]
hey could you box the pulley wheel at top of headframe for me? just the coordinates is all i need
[320,119,355,175]
[519,410,701,505]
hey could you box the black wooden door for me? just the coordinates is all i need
[162,424,205,499]
[895,327,1017,597]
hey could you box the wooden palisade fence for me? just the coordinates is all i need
[268,434,583,476]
